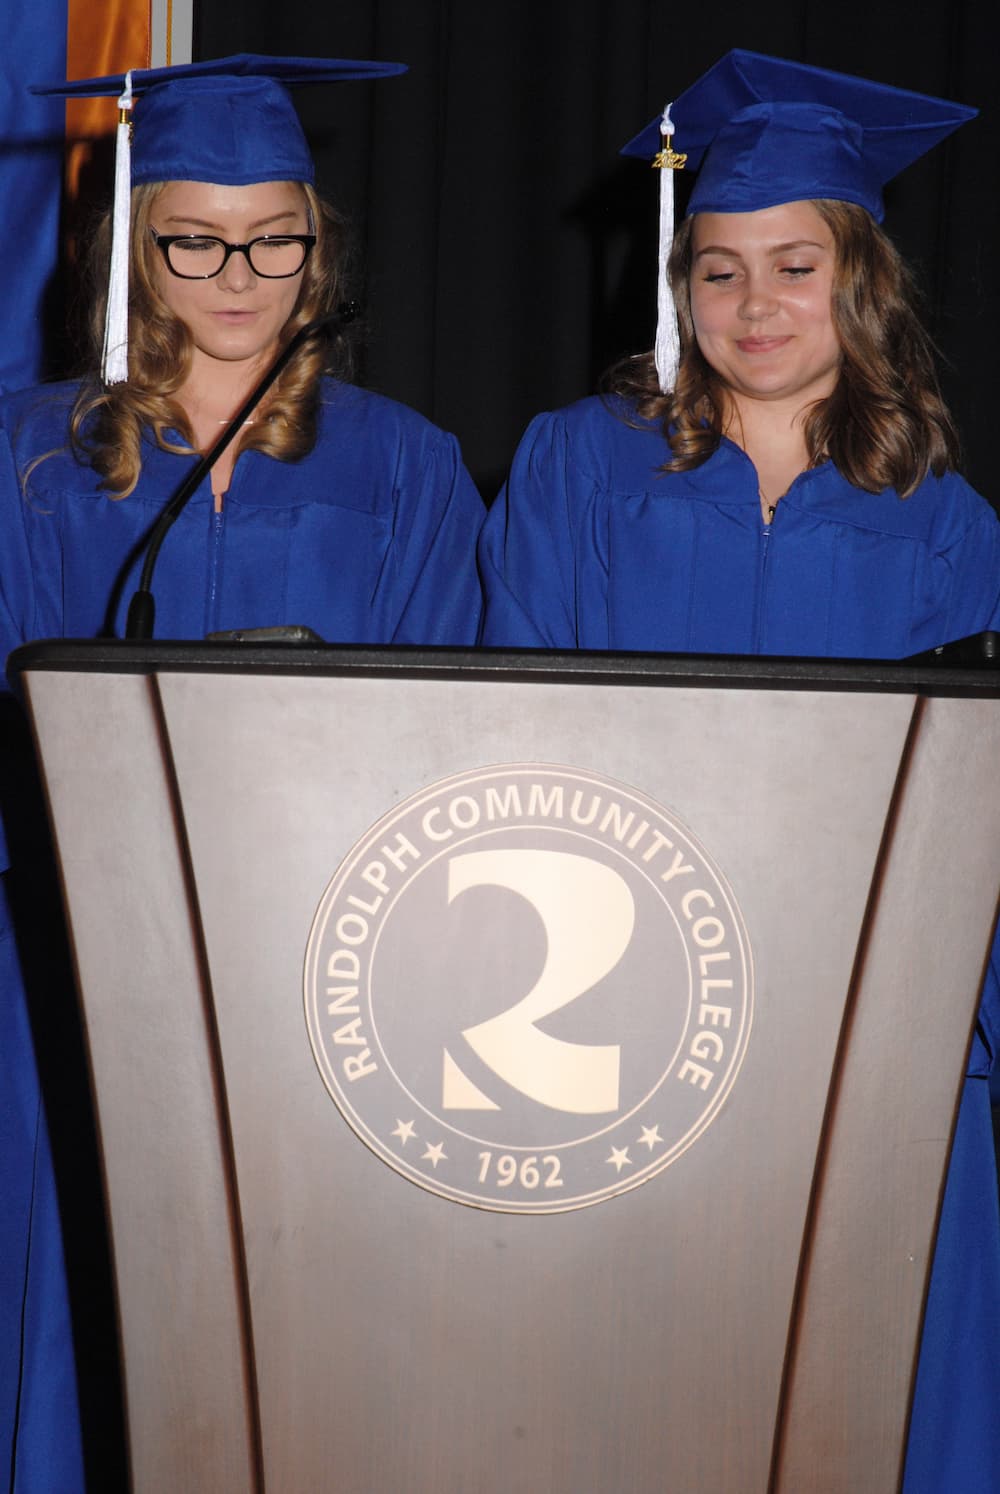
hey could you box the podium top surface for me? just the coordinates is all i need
[7,637,1000,697]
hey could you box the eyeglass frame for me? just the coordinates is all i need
[149,227,317,280]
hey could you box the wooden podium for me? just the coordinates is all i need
[10,642,1000,1494]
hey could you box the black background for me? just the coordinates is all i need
[195,0,1000,504]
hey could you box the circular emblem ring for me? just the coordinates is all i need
[304,764,753,1212]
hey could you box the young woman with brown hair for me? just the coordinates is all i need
[618,199,960,501]
[480,59,998,659]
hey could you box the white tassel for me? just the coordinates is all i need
[102,71,134,385]
[652,103,684,395]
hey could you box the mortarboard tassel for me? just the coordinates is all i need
[652,104,686,395]
[102,71,134,385]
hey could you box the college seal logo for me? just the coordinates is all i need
[304,764,753,1213]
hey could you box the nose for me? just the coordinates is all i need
[217,247,256,292]
[738,272,777,322]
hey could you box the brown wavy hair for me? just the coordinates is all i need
[607,200,960,497]
[69,181,352,497]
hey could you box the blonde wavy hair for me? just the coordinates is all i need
[69,180,351,497]
[607,200,960,497]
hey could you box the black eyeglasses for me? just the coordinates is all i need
[150,228,317,280]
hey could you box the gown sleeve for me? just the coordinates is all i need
[917,476,1000,648]
[381,426,485,646]
[479,411,587,648]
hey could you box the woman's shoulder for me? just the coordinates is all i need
[0,381,94,498]
[314,378,462,458]
[807,464,1000,551]
[519,391,661,449]
[0,379,81,440]
[286,379,481,518]
[915,468,1000,555]
[511,393,672,492]
[919,466,997,514]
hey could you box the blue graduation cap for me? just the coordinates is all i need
[33,53,407,188]
[622,50,976,220]
[32,53,407,382]
[619,51,977,391]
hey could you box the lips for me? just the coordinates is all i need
[735,336,792,354]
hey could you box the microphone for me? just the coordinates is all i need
[124,303,358,641]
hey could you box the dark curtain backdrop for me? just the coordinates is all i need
[194,2,999,503]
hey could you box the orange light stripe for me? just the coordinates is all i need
[65,0,151,203]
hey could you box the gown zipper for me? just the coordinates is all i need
[206,502,225,636]
[754,502,777,653]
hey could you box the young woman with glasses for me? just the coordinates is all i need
[0,59,484,648]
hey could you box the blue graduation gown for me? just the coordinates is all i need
[0,376,484,1490]
[0,377,484,651]
[480,395,1000,656]
[481,394,1000,1493]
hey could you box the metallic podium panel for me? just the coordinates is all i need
[15,646,1000,1494]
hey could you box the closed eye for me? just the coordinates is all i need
[175,237,219,253]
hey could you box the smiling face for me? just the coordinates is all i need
[688,200,842,416]
[148,178,310,374]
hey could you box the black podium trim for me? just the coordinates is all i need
[8,638,1000,698]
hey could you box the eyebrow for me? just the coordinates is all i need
[160,210,301,232]
[694,239,830,260]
